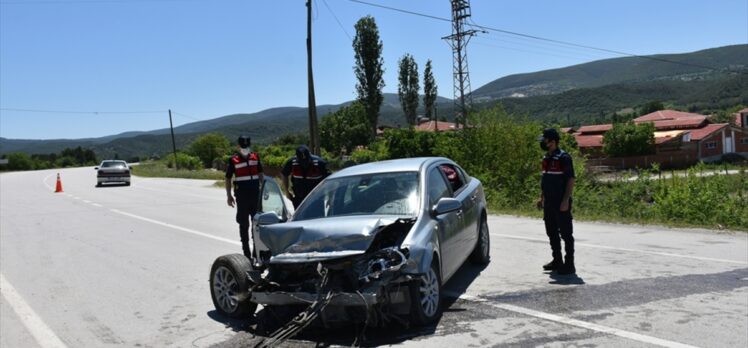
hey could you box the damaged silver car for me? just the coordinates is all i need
[209,157,490,327]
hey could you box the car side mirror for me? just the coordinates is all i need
[94,167,99,170]
[432,197,462,216]
[257,211,282,226]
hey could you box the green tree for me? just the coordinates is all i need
[320,102,371,155]
[5,152,33,171]
[398,53,419,126]
[353,16,385,139]
[423,59,438,122]
[711,105,745,124]
[165,152,203,170]
[602,121,656,157]
[189,133,230,168]
[639,100,664,115]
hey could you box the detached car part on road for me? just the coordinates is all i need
[210,157,490,328]
[95,160,131,186]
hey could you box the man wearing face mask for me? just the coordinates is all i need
[281,145,330,208]
[225,135,264,258]
[536,128,576,275]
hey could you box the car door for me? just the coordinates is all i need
[452,165,479,263]
[427,166,462,280]
[251,177,294,259]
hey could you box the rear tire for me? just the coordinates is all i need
[470,216,490,264]
[409,260,442,325]
[210,254,257,318]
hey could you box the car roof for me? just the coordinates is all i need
[101,160,127,163]
[328,157,452,179]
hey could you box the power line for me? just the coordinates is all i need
[349,0,451,23]
[170,111,204,122]
[0,108,166,114]
[322,0,352,41]
[472,40,602,62]
[347,0,719,71]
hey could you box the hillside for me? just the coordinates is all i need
[494,72,748,125]
[472,44,748,100]
[2,45,746,160]
[0,94,452,160]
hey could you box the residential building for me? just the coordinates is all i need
[574,109,748,169]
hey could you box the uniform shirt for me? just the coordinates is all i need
[282,155,329,199]
[226,152,263,189]
[541,149,575,202]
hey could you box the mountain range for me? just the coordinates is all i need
[1,44,746,160]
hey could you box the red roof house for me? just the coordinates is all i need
[573,109,748,168]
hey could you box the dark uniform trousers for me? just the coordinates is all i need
[235,184,259,257]
[544,198,574,262]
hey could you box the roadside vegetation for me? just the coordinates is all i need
[3,17,745,231]
[0,146,97,171]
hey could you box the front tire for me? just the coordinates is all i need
[470,216,490,264]
[409,260,442,325]
[210,254,257,318]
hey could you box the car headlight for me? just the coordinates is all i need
[359,247,407,283]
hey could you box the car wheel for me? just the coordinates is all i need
[470,216,490,264]
[409,260,442,325]
[96,183,102,187]
[125,182,131,186]
[210,254,257,318]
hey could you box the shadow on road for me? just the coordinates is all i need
[548,272,586,285]
[206,261,490,347]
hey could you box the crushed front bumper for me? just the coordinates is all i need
[251,287,407,307]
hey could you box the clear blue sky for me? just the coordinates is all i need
[1,0,746,140]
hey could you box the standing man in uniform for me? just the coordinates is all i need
[281,145,330,208]
[536,128,576,275]
[226,135,264,258]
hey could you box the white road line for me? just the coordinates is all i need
[445,292,699,348]
[82,200,92,204]
[491,233,748,265]
[43,173,55,191]
[91,203,103,208]
[1,274,69,348]
[109,209,240,246]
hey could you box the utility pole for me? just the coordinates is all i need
[443,0,480,129]
[306,0,320,155]
[168,109,178,170]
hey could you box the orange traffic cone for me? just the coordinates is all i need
[55,173,64,193]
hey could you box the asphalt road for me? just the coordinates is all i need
[1,167,746,348]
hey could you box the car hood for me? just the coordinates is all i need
[259,216,401,263]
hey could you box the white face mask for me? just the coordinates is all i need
[239,147,251,157]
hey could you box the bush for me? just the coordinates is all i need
[4,153,34,171]
[189,133,231,168]
[165,152,202,170]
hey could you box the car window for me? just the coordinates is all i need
[439,164,465,195]
[260,179,287,220]
[293,171,419,221]
[101,161,127,168]
[428,167,451,207]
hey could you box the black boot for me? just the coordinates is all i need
[557,256,576,275]
[542,258,563,271]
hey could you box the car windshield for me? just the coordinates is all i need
[293,171,419,221]
[101,161,126,168]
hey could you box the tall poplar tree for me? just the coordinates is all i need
[353,16,385,139]
[423,59,438,123]
[398,54,420,126]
